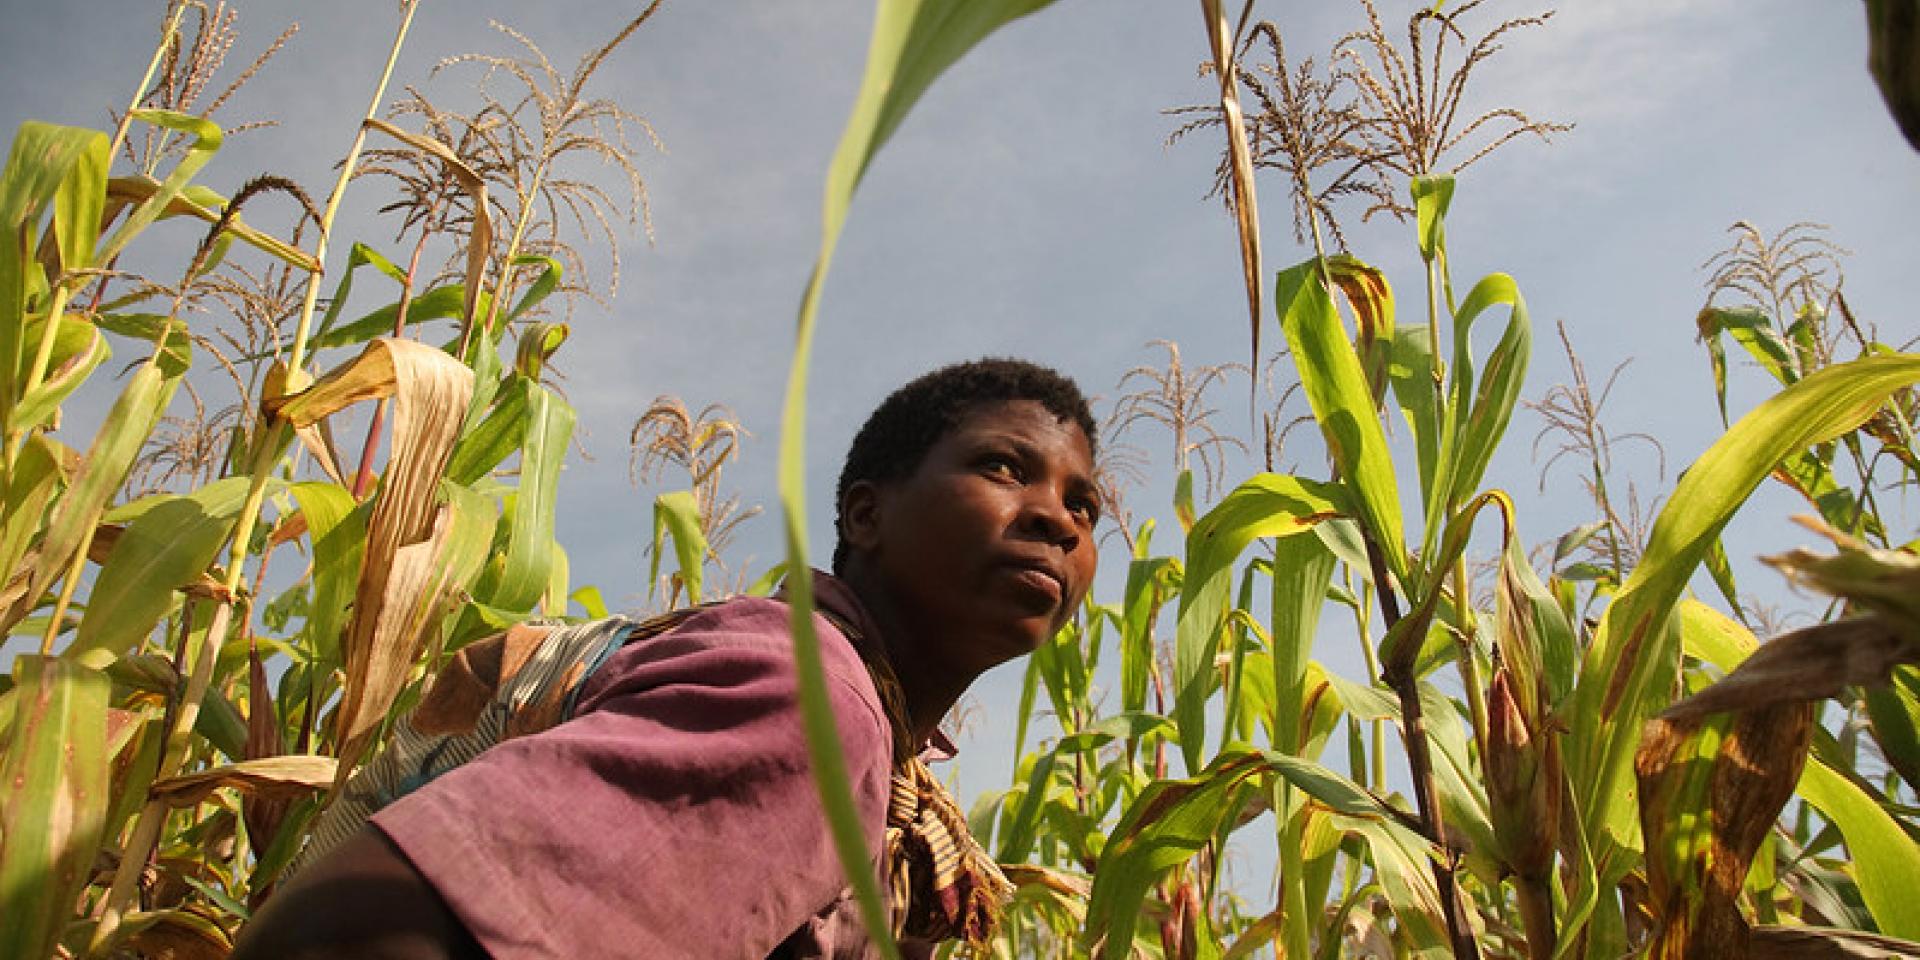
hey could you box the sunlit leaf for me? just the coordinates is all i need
[1174,473,1345,768]
[1275,257,1406,582]
[650,489,708,606]
[68,476,268,664]
[1565,353,1920,892]
[0,656,109,960]
[1,364,178,636]
[1798,757,1920,940]
[149,755,339,808]
[482,384,573,612]
[777,4,1065,953]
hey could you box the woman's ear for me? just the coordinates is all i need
[840,480,884,553]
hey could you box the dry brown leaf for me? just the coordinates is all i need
[1663,616,1919,722]
[149,755,339,808]
[1200,0,1264,369]
[1751,924,1920,959]
[363,117,493,332]
[263,338,474,785]
[1636,703,1814,960]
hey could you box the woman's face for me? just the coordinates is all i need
[847,399,1101,676]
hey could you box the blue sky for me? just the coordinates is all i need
[3,0,1917,806]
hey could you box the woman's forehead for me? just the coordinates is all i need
[948,399,1091,448]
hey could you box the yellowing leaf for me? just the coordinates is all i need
[149,755,339,808]
[266,338,474,782]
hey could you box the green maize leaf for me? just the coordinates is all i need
[101,177,319,273]
[1219,566,1265,751]
[1500,527,1578,709]
[1084,746,1435,955]
[504,254,564,325]
[1,435,65,599]
[997,712,1171,863]
[1380,491,1510,679]
[1120,555,1179,714]
[1774,447,1879,538]
[1566,352,1920,893]
[447,376,531,485]
[1553,520,1610,567]
[1411,175,1454,264]
[1,363,178,637]
[288,481,367,672]
[483,385,573,612]
[1012,654,1042,782]
[545,543,570,617]
[1266,531,1341,960]
[1174,473,1345,770]
[570,584,610,620]
[0,656,109,960]
[650,489,708,605]
[1391,323,1442,498]
[1428,273,1530,538]
[1275,258,1407,582]
[1676,598,1757,676]
[308,283,467,353]
[90,311,193,377]
[49,127,107,277]
[1702,534,1742,612]
[1173,467,1196,532]
[1865,665,1920,790]
[514,321,569,381]
[1696,306,1797,420]
[0,122,106,424]
[1549,767,1603,960]
[1270,533,1336,754]
[313,242,407,343]
[1034,618,1088,730]
[95,110,221,267]
[1788,304,1822,376]
[11,313,106,433]
[779,4,1061,954]
[1237,645,1277,743]
[744,562,788,598]
[1798,756,1920,939]
[69,476,270,663]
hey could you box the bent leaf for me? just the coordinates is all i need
[149,755,339,808]
[777,3,1062,957]
[1275,257,1406,582]
[268,339,473,779]
[1,364,178,636]
[69,477,267,663]
[1566,353,1920,885]
[486,384,573,612]
[1174,474,1345,769]
[1797,758,1920,940]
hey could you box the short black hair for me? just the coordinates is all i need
[833,358,1097,574]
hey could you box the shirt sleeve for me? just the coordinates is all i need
[371,600,895,960]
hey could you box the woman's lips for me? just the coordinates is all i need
[1001,561,1065,607]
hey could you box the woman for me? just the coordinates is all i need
[234,358,1102,959]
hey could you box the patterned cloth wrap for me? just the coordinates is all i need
[290,608,1012,948]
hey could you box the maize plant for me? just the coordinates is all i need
[4,1,1919,960]
[0,2,670,956]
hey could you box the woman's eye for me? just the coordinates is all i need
[1068,496,1100,525]
[979,456,1020,480]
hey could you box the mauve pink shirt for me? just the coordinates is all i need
[373,573,914,959]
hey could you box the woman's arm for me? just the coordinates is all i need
[231,826,487,960]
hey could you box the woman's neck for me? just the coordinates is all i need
[835,564,975,746]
